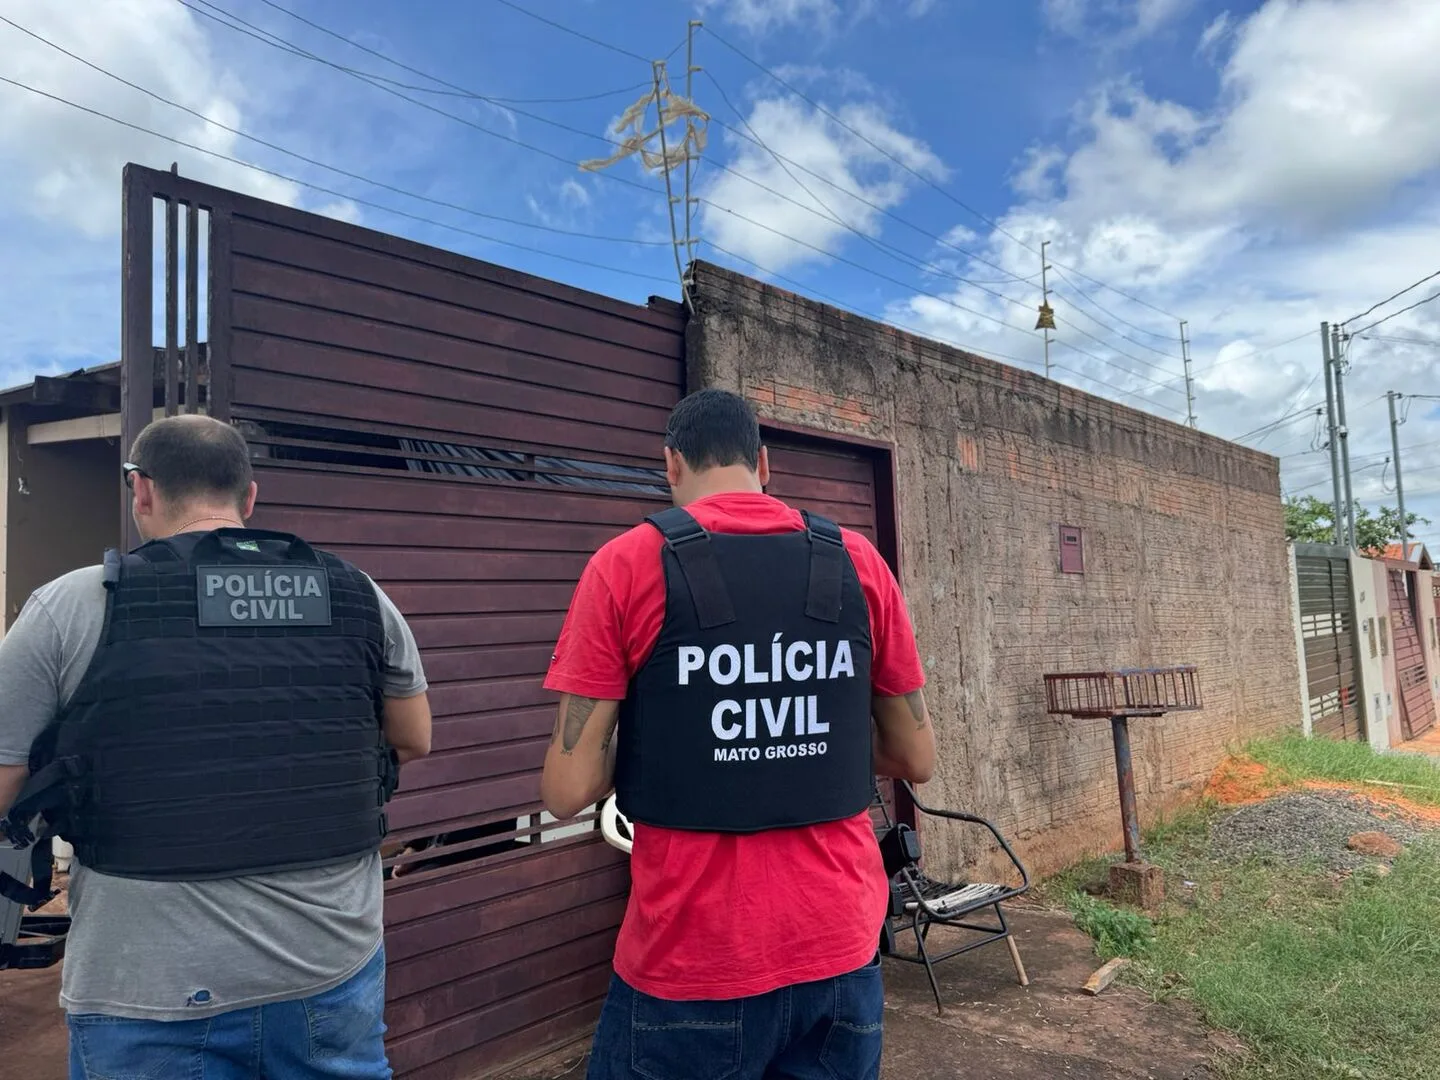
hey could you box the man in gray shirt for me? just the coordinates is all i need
[0,415,431,1079]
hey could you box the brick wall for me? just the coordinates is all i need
[687,261,1304,877]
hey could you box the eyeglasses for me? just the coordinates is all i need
[121,462,149,489]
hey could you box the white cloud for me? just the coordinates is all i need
[559,178,591,208]
[1044,0,1193,43]
[699,94,944,271]
[697,0,936,35]
[698,0,841,35]
[888,0,1440,551]
[1197,11,1233,57]
[0,0,304,238]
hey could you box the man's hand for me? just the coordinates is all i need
[382,692,433,766]
[872,689,937,783]
[540,694,621,820]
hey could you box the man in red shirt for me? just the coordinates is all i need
[542,389,935,1080]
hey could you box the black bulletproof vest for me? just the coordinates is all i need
[615,507,874,833]
[16,528,394,881]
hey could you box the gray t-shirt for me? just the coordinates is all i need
[0,561,427,1020]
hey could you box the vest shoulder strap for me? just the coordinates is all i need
[801,510,846,624]
[0,841,56,911]
[645,507,736,630]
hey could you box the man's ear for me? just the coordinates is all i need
[132,474,158,518]
[757,445,771,488]
[240,481,258,520]
[664,446,683,489]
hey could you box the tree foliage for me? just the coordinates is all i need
[1284,495,1430,552]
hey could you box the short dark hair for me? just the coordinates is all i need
[664,389,762,471]
[129,415,253,511]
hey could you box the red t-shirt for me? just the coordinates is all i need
[543,491,925,1000]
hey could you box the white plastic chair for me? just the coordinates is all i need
[599,793,633,855]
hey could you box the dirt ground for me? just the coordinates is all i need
[0,961,66,1080]
[4,907,1233,1080]
[506,907,1235,1080]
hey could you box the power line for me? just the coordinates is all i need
[180,0,658,194]
[701,240,1187,418]
[1047,263,1182,349]
[249,0,677,104]
[1357,334,1440,348]
[1342,268,1440,326]
[1287,459,1389,495]
[700,197,1182,395]
[1188,329,1318,377]
[245,0,1189,385]
[701,25,1184,323]
[0,15,670,251]
[487,0,656,64]
[696,73,1180,385]
[183,1,651,105]
[1349,289,1440,337]
[0,75,675,286]
[1233,399,1324,444]
[702,28,1022,246]
[701,80,1033,289]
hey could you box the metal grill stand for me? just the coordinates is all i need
[1044,667,1203,910]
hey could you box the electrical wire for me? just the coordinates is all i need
[1356,334,1440,348]
[0,15,670,251]
[1047,263,1182,349]
[1233,398,1325,443]
[1349,289,1440,337]
[701,240,1188,417]
[196,1,1193,388]
[487,0,657,64]
[1188,329,1317,377]
[179,0,658,194]
[700,79,1183,387]
[0,75,675,286]
[1342,268,1440,326]
[250,0,678,101]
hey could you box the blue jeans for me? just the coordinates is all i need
[66,944,390,1080]
[587,954,884,1080]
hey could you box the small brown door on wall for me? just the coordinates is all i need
[761,425,904,825]
[1390,568,1436,740]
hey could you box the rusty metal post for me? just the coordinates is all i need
[1110,715,1141,864]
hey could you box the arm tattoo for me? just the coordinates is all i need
[599,713,620,752]
[560,696,599,755]
[904,691,929,730]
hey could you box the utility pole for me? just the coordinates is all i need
[1322,321,1345,547]
[1332,323,1356,549]
[1388,391,1410,561]
[683,20,702,271]
[1179,319,1196,428]
[1036,240,1055,378]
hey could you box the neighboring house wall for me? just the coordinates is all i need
[687,262,1304,877]
[3,406,121,628]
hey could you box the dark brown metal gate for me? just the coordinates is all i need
[1389,568,1436,740]
[120,163,684,1079]
[1293,545,1363,741]
[118,162,911,1079]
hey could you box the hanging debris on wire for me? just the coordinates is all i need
[580,66,708,178]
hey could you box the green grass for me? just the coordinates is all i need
[1052,737,1440,1080]
[1247,733,1440,806]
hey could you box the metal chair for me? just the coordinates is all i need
[877,781,1031,1013]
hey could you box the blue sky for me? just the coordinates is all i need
[1,0,1439,551]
